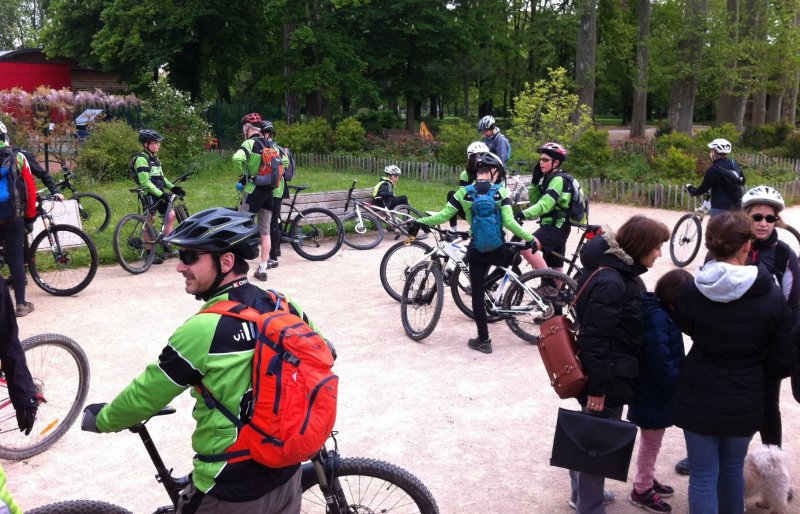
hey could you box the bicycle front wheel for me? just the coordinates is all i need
[0,334,90,460]
[670,214,702,267]
[289,207,344,261]
[401,264,444,341]
[113,214,157,274]
[74,192,112,233]
[341,211,384,250]
[380,240,433,302]
[777,224,800,257]
[26,501,131,514]
[393,204,428,240]
[28,224,98,296]
[502,269,578,344]
[301,456,439,514]
[449,265,503,323]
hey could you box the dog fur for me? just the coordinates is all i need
[744,444,792,514]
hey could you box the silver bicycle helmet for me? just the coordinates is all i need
[0,121,7,143]
[707,138,732,154]
[467,141,490,156]
[742,185,784,212]
[164,208,260,259]
[384,165,402,176]
[477,115,495,133]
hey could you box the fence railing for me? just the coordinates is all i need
[296,153,460,182]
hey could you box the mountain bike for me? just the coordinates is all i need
[669,191,711,267]
[279,184,344,260]
[52,166,112,233]
[0,194,98,296]
[339,179,425,250]
[0,333,90,460]
[113,173,193,274]
[27,407,438,514]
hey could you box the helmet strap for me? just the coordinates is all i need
[196,255,234,301]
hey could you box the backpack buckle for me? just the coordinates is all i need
[282,351,300,367]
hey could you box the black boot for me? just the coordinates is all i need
[467,337,492,354]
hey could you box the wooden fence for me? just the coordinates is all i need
[296,153,460,182]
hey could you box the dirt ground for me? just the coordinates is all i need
[6,201,800,513]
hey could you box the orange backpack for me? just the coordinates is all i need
[196,293,338,468]
[253,140,284,188]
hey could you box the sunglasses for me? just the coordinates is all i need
[751,213,779,223]
[178,249,209,265]
[539,157,552,163]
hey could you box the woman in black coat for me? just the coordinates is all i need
[672,211,793,514]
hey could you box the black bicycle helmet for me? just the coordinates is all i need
[259,120,275,136]
[475,152,505,176]
[164,208,260,260]
[138,129,164,144]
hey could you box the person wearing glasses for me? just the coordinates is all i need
[81,208,323,513]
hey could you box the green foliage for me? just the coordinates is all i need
[650,146,698,183]
[437,120,477,166]
[778,133,800,159]
[508,67,593,164]
[333,118,366,152]
[740,122,793,151]
[364,133,441,160]
[744,162,797,185]
[654,132,695,153]
[140,79,210,174]
[0,112,30,148]
[275,119,333,154]
[569,129,612,177]
[353,109,403,134]
[696,123,740,151]
[75,120,140,183]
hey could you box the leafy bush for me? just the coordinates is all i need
[650,146,698,183]
[778,133,800,159]
[75,120,140,183]
[0,112,31,148]
[437,120,477,166]
[274,119,333,154]
[740,122,793,150]
[569,129,612,177]
[696,123,740,152]
[365,132,441,160]
[333,118,366,152]
[354,108,403,135]
[743,162,797,185]
[654,131,694,153]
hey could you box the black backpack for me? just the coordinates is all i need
[0,147,27,223]
[128,151,147,185]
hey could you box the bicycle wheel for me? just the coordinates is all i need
[393,204,428,240]
[113,214,157,274]
[379,240,433,302]
[26,500,132,514]
[301,457,438,514]
[289,207,344,261]
[669,214,702,267]
[0,334,90,460]
[502,269,578,343]
[401,264,444,341]
[449,265,503,323]
[174,200,190,223]
[777,224,800,257]
[74,192,112,233]
[341,211,384,250]
[28,224,98,296]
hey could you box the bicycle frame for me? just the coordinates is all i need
[342,180,417,232]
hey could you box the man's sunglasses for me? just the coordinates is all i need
[751,213,779,224]
[178,249,209,265]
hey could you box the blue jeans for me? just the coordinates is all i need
[683,430,752,514]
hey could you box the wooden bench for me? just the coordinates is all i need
[280,185,373,219]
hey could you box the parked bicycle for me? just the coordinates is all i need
[277,184,344,260]
[339,179,426,250]
[0,194,98,296]
[27,408,438,514]
[53,166,112,233]
[0,333,90,460]
[113,172,193,274]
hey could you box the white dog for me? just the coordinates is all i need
[744,444,792,514]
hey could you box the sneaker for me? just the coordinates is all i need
[276,248,281,257]
[651,479,674,498]
[266,259,279,269]
[253,268,268,282]
[467,337,492,354]
[630,488,671,513]
[568,490,615,509]
[536,284,559,299]
[15,302,34,317]
[674,457,690,476]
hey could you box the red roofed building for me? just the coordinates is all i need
[0,48,128,93]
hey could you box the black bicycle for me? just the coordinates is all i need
[27,407,438,514]
[278,184,344,261]
[53,166,112,233]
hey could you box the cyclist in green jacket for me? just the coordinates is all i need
[258,120,292,268]
[410,152,534,354]
[372,165,408,209]
[446,141,490,232]
[81,208,323,513]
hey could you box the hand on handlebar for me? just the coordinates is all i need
[514,211,526,223]
[171,186,186,197]
[685,184,697,195]
[81,402,108,433]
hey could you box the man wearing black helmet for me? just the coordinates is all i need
[81,208,322,513]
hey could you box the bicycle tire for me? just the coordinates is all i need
[28,224,98,296]
[74,192,112,233]
[777,224,800,257]
[669,214,702,267]
[0,334,90,460]
[174,201,190,224]
[449,265,503,323]
[379,240,433,302]
[301,456,438,514]
[393,204,428,240]
[26,500,132,514]
[113,214,157,274]
[401,264,444,341]
[502,269,578,344]
[341,211,384,250]
[289,207,344,261]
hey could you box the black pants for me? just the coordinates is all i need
[375,196,408,210]
[269,195,283,260]
[467,245,509,341]
[761,374,783,446]
[0,218,27,305]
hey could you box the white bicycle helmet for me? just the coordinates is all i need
[0,121,7,143]
[384,165,402,176]
[477,115,495,133]
[708,138,732,154]
[742,185,784,212]
[466,141,490,156]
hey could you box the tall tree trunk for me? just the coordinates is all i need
[283,22,300,124]
[462,74,470,120]
[766,90,783,124]
[406,96,415,132]
[783,71,800,125]
[669,0,708,134]
[574,0,598,116]
[631,0,651,139]
[751,92,767,126]
[716,0,747,129]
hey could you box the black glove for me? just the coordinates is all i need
[532,163,544,185]
[685,184,697,195]
[24,218,35,234]
[81,402,108,433]
[406,220,429,236]
[15,396,37,435]
[514,211,526,223]
[171,186,186,197]
[525,238,537,250]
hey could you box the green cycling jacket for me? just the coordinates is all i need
[233,137,291,196]
[522,172,572,228]
[134,151,175,198]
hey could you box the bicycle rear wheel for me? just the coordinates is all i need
[393,205,428,240]
[26,500,131,514]
[777,224,800,257]
[289,207,344,261]
[341,211,384,250]
[74,192,112,233]
[401,264,444,341]
[0,334,90,460]
[449,265,503,323]
[502,269,578,344]
[670,214,702,267]
[113,214,157,274]
[28,224,98,296]
[301,456,438,514]
[380,240,433,302]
